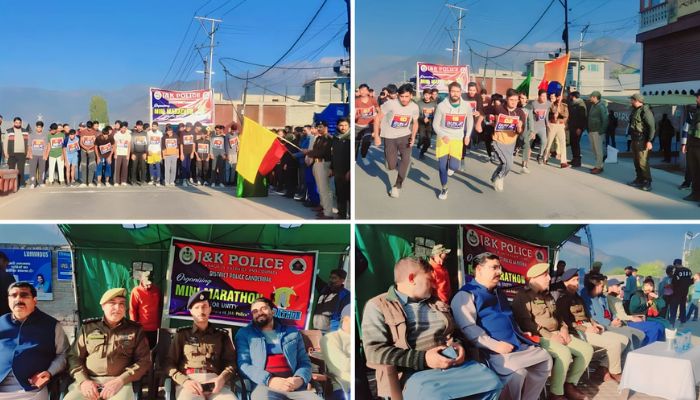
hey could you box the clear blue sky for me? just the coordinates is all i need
[356,0,640,88]
[584,225,700,265]
[0,0,348,91]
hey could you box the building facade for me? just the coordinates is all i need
[637,0,700,96]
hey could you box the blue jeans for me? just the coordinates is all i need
[149,163,161,182]
[687,301,699,321]
[96,158,111,182]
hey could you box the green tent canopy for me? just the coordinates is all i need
[58,224,350,323]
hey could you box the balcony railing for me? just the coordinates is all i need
[639,2,669,33]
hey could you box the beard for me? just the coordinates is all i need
[253,314,271,328]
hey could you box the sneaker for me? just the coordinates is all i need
[79,183,86,188]
[28,184,34,189]
[218,183,225,188]
[189,178,194,184]
[121,182,127,186]
[88,183,95,187]
[521,166,530,174]
[183,180,189,187]
[679,182,691,190]
[438,188,448,200]
[293,194,303,201]
[106,182,112,187]
[203,181,209,186]
[155,182,162,187]
[628,180,643,187]
[273,189,286,195]
[640,182,652,191]
[560,163,570,169]
[389,186,400,198]
[590,167,603,174]
[683,194,700,201]
[494,177,504,192]
[447,169,455,177]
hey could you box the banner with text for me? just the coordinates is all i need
[166,238,317,329]
[462,226,549,297]
[150,88,214,126]
[416,63,470,93]
[57,250,73,281]
[1,248,53,300]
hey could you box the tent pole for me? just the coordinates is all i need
[457,225,465,287]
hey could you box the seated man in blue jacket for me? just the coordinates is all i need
[0,281,70,399]
[235,297,321,400]
[580,273,644,349]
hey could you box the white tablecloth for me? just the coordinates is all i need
[619,341,700,400]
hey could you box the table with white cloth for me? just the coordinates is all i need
[619,341,700,400]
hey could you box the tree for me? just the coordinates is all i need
[89,96,109,125]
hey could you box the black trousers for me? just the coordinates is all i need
[687,136,700,196]
[661,134,673,161]
[418,123,432,155]
[211,155,226,185]
[335,173,350,219]
[7,153,27,185]
[569,127,583,164]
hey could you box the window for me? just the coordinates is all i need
[588,64,599,72]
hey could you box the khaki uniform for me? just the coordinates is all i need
[166,324,238,400]
[65,317,152,400]
[512,287,593,396]
[544,101,569,165]
[555,291,630,374]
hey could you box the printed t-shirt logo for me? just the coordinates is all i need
[390,114,411,129]
[423,107,435,118]
[149,137,161,145]
[212,138,224,149]
[134,136,146,146]
[99,143,112,154]
[165,138,178,148]
[358,106,376,119]
[32,140,45,152]
[67,142,79,152]
[445,114,466,129]
[228,137,238,147]
[534,109,546,121]
[468,101,477,113]
[50,137,63,148]
[182,135,194,145]
[198,143,209,153]
[117,139,129,149]
[495,114,519,133]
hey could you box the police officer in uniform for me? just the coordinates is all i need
[627,93,656,191]
[65,288,151,400]
[512,263,593,400]
[682,92,700,204]
[166,290,238,400]
[555,269,630,383]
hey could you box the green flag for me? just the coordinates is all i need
[516,71,532,94]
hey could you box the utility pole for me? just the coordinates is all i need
[195,16,222,90]
[446,3,467,65]
[560,0,569,54]
[241,71,249,118]
[577,24,590,92]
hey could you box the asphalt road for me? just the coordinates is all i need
[0,183,319,220]
[355,137,699,220]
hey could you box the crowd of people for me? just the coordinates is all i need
[0,115,351,219]
[356,82,700,202]
[360,250,692,400]
[0,251,351,400]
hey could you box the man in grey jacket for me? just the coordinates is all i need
[587,91,609,174]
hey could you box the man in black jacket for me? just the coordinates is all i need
[567,92,588,167]
[331,118,350,219]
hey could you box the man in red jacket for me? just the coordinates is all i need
[130,272,162,349]
[429,244,452,303]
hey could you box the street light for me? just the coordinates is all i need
[682,231,700,265]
